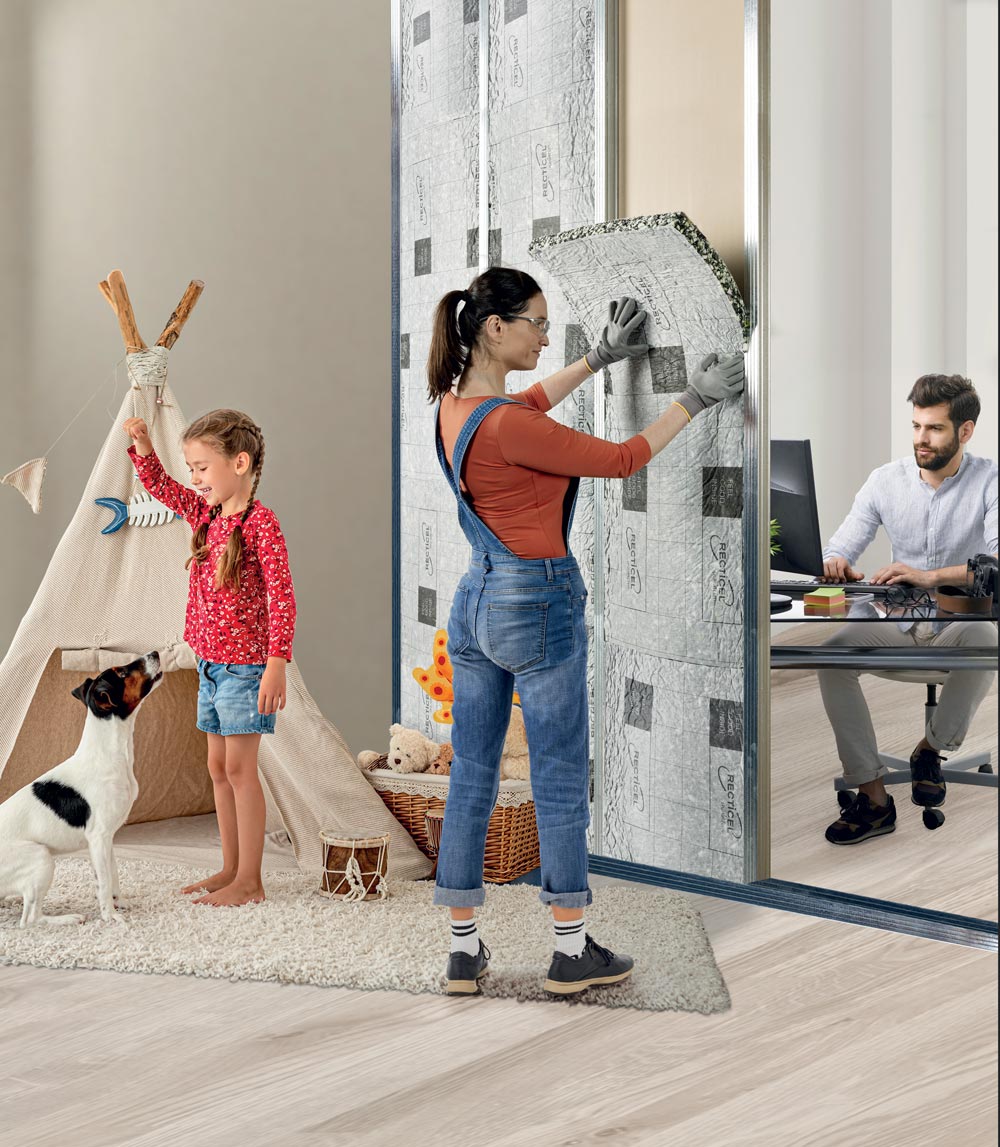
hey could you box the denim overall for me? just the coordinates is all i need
[432,397,592,909]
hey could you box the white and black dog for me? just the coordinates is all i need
[0,651,162,927]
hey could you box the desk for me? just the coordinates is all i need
[771,593,999,671]
[771,646,998,670]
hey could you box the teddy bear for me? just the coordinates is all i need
[500,704,530,781]
[357,710,530,781]
[357,724,451,774]
[426,743,454,775]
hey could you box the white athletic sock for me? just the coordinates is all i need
[450,917,480,956]
[554,916,586,958]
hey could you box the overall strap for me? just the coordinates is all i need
[434,395,529,560]
[434,395,521,498]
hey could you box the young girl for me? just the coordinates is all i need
[123,409,296,907]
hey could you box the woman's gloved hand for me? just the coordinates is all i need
[585,297,650,372]
[674,352,745,419]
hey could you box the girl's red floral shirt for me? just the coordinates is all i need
[129,446,296,664]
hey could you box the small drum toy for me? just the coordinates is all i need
[318,830,390,901]
[423,809,445,877]
[424,808,445,854]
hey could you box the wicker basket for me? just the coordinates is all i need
[366,768,539,883]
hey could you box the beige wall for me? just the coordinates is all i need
[619,0,745,293]
[0,1,35,655]
[0,0,392,758]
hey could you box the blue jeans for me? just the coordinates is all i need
[196,660,276,737]
[433,554,592,909]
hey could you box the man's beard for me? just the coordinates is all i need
[915,430,961,471]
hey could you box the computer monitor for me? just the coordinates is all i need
[770,440,825,577]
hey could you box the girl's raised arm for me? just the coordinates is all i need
[124,417,205,527]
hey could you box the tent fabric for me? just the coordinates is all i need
[0,347,431,880]
[61,642,196,674]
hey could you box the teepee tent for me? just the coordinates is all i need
[0,271,431,881]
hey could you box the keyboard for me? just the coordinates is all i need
[770,577,903,595]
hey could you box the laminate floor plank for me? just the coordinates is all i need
[1,665,996,1146]
[3,913,994,1146]
[315,924,996,1146]
[769,636,997,920]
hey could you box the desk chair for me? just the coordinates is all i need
[834,670,997,827]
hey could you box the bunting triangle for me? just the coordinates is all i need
[1,457,47,514]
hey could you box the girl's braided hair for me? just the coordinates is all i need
[183,409,265,592]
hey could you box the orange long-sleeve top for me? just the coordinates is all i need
[439,381,653,559]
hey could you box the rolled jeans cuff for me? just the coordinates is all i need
[842,760,889,787]
[433,883,486,908]
[924,723,961,754]
[538,888,593,909]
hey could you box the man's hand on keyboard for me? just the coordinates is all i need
[821,556,864,583]
[870,562,930,588]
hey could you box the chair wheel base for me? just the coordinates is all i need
[978,763,994,774]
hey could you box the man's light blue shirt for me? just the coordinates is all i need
[824,452,998,571]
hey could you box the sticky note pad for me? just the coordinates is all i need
[804,587,846,607]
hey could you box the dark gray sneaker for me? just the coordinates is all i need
[825,792,897,844]
[543,934,634,996]
[909,746,947,807]
[445,940,491,995]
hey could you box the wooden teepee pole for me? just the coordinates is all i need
[103,270,147,352]
[155,280,204,348]
[97,279,116,312]
[98,272,203,353]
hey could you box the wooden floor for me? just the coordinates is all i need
[2,813,997,1146]
[2,654,997,1146]
[770,626,998,919]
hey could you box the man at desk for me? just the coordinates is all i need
[818,374,998,845]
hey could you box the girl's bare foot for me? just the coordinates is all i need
[192,881,265,907]
[180,870,237,896]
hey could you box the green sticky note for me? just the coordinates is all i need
[804,587,846,605]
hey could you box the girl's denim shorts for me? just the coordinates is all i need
[196,659,276,737]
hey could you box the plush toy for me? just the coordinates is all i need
[426,743,454,775]
[411,630,455,725]
[500,705,530,781]
[358,711,530,781]
[410,628,522,726]
[357,724,444,774]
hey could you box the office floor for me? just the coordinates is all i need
[1,809,997,1146]
[770,624,998,920]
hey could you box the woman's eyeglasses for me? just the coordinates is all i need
[506,315,551,335]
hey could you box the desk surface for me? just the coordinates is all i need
[770,591,999,669]
[771,593,998,625]
[770,645,998,670]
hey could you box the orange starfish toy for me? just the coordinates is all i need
[412,629,521,724]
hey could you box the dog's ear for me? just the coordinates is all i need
[71,678,94,704]
[90,687,114,713]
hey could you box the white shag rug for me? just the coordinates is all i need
[0,858,730,1013]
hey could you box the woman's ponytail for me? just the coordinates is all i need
[426,290,469,402]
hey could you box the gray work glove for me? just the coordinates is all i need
[674,352,745,419]
[585,296,650,372]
